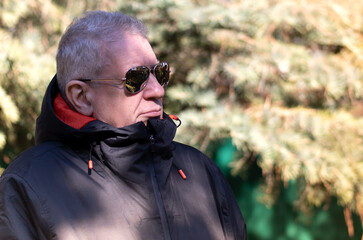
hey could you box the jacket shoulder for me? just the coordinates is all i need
[0,143,62,240]
[1,141,70,180]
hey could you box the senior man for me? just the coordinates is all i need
[0,11,247,240]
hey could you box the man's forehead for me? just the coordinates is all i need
[100,35,157,77]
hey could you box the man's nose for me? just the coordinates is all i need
[143,73,165,99]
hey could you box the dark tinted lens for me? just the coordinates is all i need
[125,66,149,93]
[154,62,169,87]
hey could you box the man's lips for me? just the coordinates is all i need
[139,109,163,118]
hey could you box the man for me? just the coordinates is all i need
[0,11,246,240]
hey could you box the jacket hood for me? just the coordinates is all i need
[35,75,178,148]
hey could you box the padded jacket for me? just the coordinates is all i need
[0,76,247,240]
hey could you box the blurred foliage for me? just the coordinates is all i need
[0,0,112,169]
[1,0,363,238]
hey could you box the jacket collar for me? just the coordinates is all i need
[35,75,99,144]
[36,75,178,184]
[91,115,177,184]
[53,93,96,129]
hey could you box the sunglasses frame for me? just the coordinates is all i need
[77,62,170,94]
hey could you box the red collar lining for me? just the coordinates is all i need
[53,93,96,129]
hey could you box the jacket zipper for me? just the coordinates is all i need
[149,134,172,240]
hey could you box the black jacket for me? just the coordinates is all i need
[0,76,247,240]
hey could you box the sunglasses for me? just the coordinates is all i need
[78,62,170,94]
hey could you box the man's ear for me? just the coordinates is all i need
[65,80,93,116]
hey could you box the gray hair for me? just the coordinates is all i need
[56,11,148,101]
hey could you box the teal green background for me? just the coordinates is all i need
[214,139,363,240]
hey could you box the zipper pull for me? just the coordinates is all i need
[88,160,93,170]
[178,169,187,180]
[88,143,94,175]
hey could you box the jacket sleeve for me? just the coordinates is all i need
[205,156,248,240]
[0,174,42,240]
[220,171,247,240]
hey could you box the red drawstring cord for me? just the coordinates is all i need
[169,114,182,127]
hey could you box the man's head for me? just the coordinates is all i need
[56,11,166,128]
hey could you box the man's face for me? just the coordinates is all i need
[88,33,165,128]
